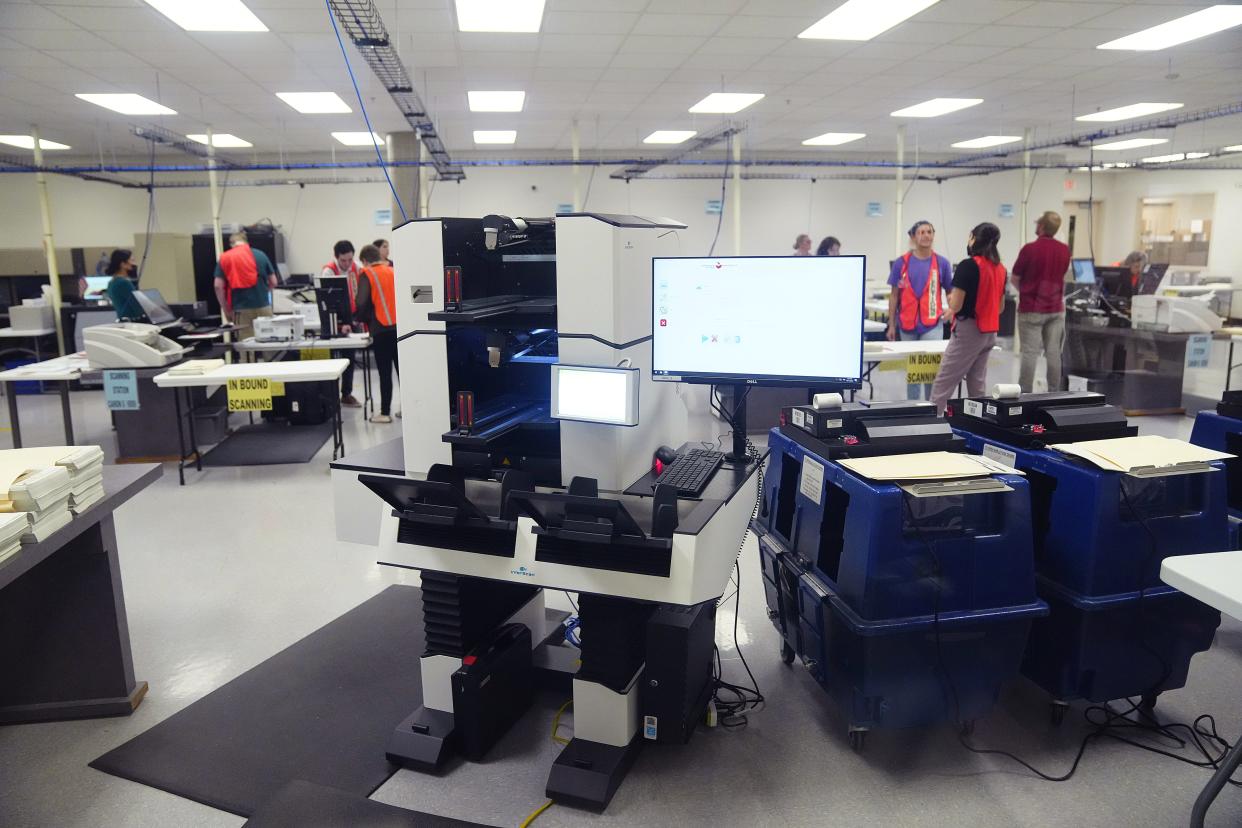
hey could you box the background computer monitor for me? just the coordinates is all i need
[1072,259,1096,284]
[316,276,351,332]
[1138,263,1169,295]
[133,289,176,325]
[550,364,640,426]
[651,255,865,388]
[83,275,110,299]
[1096,266,1129,296]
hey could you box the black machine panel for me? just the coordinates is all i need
[946,391,1136,448]
[780,399,963,459]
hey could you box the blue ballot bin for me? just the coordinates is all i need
[755,429,1046,746]
[955,429,1226,712]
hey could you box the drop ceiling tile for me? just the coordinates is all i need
[921,0,1034,24]
[631,13,728,37]
[713,15,807,38]
[696,37,786,56]
[608,52,687,69]
[0,4,79,30]
[536,51,614,69]
[539,33,627,53]
[7,28,116,51]
[542,11,641,34]
[997,2,1123,26]
[619,34,708,54]
[456,32,540,52]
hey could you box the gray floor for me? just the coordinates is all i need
[2,349,1240,828]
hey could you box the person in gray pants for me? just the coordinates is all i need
[1012,211,1072,392]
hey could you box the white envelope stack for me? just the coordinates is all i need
[3,464,73,543]
[0,511,32,563]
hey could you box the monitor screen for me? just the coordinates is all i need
[550,364,640,426]
[1072,259,1095,284]
[133,289,176,324]
[83,275,110,298]
[1138,263,1168,295]
[1096,266,1129,296]
[651,256,865,387]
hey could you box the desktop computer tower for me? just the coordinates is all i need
[640,600,717,745]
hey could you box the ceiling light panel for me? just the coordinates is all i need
[276,92,351,114]
[143,0,266,32]
[951,135,1022,149]
[799,0,940,41]
[456,0,545,33]
[75,93,176,115]
[1093,138,1169,151]
[644,130,697,144]
[332,132,384,147]
[1098,5,1242,51]
[1224,145,1242,153]
[1076,102,1183,122]
[186,133,252,148]
[802,132,866,146]
[688,92,764,114]
[890,98,982,118]
[468,91,526,112]
[0,135,70,150]
[1141,153,1185,163]
[474,130,516,144]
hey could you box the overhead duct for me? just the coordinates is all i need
[327,0,463,181]
[130,124,240,167]
[612,124,744,180]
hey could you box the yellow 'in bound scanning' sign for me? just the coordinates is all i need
[906,353,942,385]
[227,377,274,412]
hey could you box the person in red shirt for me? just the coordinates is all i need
[1011,211,1072,392]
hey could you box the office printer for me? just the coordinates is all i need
[1131,294,1222,333]
[84,322,187,368]
[780,398,963,458]
[946,390,1136,449]
[253,314,305,342]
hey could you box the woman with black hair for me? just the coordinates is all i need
[929,223,1007,414]
[104,249,143,321]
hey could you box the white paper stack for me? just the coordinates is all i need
[1051,436,1234,473]
[167,358,225,377]
[3,465,73,543]
[0,511,29,563]
[3,446,105,515]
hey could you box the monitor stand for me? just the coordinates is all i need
[724,383,754,466]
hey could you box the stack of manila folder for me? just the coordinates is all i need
[0,446,106,552]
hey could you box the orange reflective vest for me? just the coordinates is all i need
[219,243,258,291]
[970,256,1007,334]
[362,263,397,328]
[897,251,943,332]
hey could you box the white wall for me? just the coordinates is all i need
[3,163,1238,284]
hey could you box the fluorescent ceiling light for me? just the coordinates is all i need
[474,130,516,144]
[891,97,982,118]
[332,132,384,147]
[1142,153,1186,163]
[1098,5,1242,51]
[802,132,866,146]
[1224,145,1242,152]
[1093,137,1168,151]
[688,92,764,114]
[186,133,252,148]
[0,135,70,150]
[1076,102,1183,122]
[799,0,940,41]
[1185,151,1210,159]
[76,93,176,115]
[644,130,697,144]
[456,0,544,32]
[276,92,351,114]
[142,0,266,32]
[951,135,1022,149]
[468,91,525,112]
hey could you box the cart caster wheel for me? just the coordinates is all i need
[1049,701,1069,727]
[1139,693,1158,714]
[780,641,796,665]
[960,720,976,738]
[848,729,868,752]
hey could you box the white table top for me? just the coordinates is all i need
[1160,551,1242,621]
[152,358,350,387]
[0,353,90,382]
[865,300,890,314]
[863,320,885,334]
[234,334,371,352]
[864,339,951,361]
[0,326,56,337]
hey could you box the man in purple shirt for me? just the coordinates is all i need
[887,220,953,400]
[1012,211,1072,392]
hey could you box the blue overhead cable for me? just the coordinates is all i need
[324,0,408,222]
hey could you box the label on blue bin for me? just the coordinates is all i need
[981,443,1018,471]
[644,715,658,740]
[799,456,825,505]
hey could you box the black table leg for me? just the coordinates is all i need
[173,385,186,486]
[60,382,74,445]
[187,387,202,471]
[363,347,373,417]
[7,382,22,448]
[1190,734,1242,828]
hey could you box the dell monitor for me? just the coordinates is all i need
[1072,259,1096,284]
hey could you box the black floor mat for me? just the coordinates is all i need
[243,780,491,828]
[91,585,424,818]
[201,421,334,466]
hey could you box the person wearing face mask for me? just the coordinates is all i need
[929,222,1008,415]
[320,240,361,408]
[793,234,812,256]
[887,220,953,400]
[104,249,143,321]
[816,236,841,256]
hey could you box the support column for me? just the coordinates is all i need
[894,125,906,255]
[206,128,223,258]
[418,133,430,218]
[571,119,581,211]
[31,126,66,356]
[731,136,742,256]
[1020,127,1033,245]
[388,131,418,222]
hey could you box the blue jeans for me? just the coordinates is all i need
[899,326,943,400]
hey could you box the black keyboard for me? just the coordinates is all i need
[654,448,724,497]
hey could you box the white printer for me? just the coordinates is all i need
[253,314,306,342]
[1131,294,1223,334]
[84,323,187,368]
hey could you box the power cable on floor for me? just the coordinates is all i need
[519,799,554,828]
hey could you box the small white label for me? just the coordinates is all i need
[799,456,826,506]
[986,403,998,416]
[792,409,806,427]
[1009,406,1023,416]
[644,715,658,740]
[964,399,983,417]
[1068,374,1089,393]
[824,418,843,429]
[982,443,1018,471]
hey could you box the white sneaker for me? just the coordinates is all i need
[370,414,393,424]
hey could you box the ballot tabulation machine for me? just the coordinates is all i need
[755,396,1045,749]
[350,217,868,810]
[1191,390,1242,542]
[949,390,1226,720]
